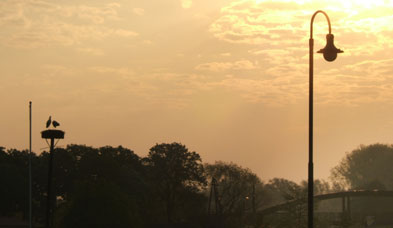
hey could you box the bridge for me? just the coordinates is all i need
[258,190,393,226]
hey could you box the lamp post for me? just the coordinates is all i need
[308,10,343,228]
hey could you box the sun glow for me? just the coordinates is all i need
[255,0,393,8]
[341,0,388,8]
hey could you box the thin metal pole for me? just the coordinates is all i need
[45,137,55,228]
[347,196,351,221]
[308,37,314,228]
[252,182,256,227]
[29,101,32,228]
[252,182,256,214]
[208,178,213,216]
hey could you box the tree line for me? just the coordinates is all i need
[1,143,393,227]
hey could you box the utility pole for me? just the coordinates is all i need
[28,102,32,228]
[42,126,65,228]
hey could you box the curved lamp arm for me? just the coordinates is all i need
[310,10,331,39]
[310,10,342,62]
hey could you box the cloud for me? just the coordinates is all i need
[209,0,306,46]
[133,8,145,16]
[196,60,258,72]
[77,48,104,56]
[181,0,192,9]
[85,67,210,108]
[3,0,393,108]
[210,0,393,52]
[112,29,138,37]
[204,0,393,105]
[0,0,138,48]
[89,66,135,78]
[3,22,138,48]
[62,4,121,24]
[209,76,306,105]
[220,52,231,57]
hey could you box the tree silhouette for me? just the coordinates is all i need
[56,180,141,228]
[144,142,206,224]
[204,161,265,228]
[331,143,393,190]
[0,148,29,218]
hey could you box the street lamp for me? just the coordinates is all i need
[308,10,343,228]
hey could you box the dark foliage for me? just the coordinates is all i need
[3,141,369,227]
[331,143,393,190]
[143,142,207,224]
[0,143,208,227]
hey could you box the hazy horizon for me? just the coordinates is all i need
[2,0,393,183]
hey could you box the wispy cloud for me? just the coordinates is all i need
[77,47,104,56]
[133,8,145,16]
[0,0,137,48]
[196,60,258,72]
[89,66,135,78]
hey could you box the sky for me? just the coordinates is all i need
[2,0,393,183]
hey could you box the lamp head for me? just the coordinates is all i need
[317,33,343,62]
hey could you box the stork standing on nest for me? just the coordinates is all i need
[52,120,60,128]
[46,116,51,128]
[46,116,60,128]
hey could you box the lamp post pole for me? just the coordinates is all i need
[308,29,314,228]
[308,10,343,228]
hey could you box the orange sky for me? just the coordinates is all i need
[2,0,393,183]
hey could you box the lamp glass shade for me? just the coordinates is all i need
[317,34,343,62]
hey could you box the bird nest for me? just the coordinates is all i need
[41,129,65,139]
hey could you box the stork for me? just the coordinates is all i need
[52,120,60,128]
[46,116,51,128]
